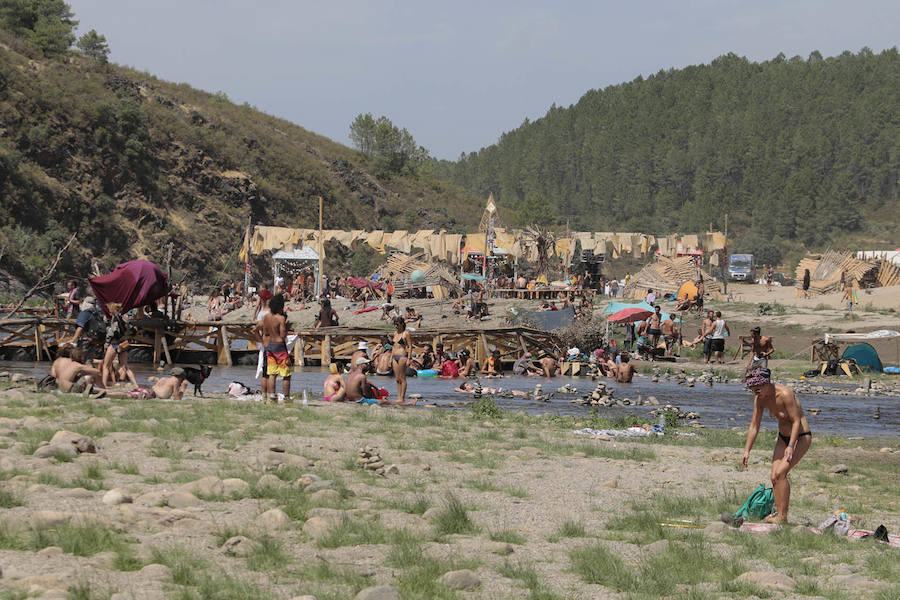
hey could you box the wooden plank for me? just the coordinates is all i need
[322,334,332,366]
[218,326,232,366]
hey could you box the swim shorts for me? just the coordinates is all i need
[129,386,156,399]
[649,328,662,336]
[357,398,379,405]
[266,342,292,377]
[710,338,725,352]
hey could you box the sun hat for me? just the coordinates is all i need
[355,357,371,366]
[170,367,186,378]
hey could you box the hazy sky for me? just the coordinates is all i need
[67,1,898,160]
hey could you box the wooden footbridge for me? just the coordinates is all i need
[0,315,561,368]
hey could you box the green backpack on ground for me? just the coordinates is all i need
[734,484,775,520]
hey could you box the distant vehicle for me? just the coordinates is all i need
[727,254,756,282]
[774,272,795,287]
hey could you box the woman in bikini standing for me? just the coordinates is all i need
[392,317,413,405]
[741,368,811,524]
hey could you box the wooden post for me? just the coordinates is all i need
[294,335,305,367]
[153,329,161,365]
[322,334,331,367]
[479,332,490,366]
[34,324,44,363]
[160,334,173,365]
[218,325,232,366]
[318,196,324,297]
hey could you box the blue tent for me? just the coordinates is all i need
[841,343,883,373]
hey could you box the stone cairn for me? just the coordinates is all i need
[356,446,386,475]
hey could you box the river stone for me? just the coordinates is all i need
[302,516,335,539]
[828,574,883,594]
[36,546,64,557]
[306,479,337,493]
[309,489,340,504]
[61,487,95,499]
[178,476,225,497]
[135,491,168,507]
[220,535,255,557]
[166,491,201,509]
[102,488,132,505]
[222,478,251,496]
[354,586,400,600]
[257,473,285,488]
[829,464,849,474]
[735,571,795,592]
[257,508,293,530]
[642,539,670,555]
[49,430,97,453]
[84,417,111,430]
[33,443,78,459]
[437,569,481,591]
[21,415,41,428]
[422,507,442,521]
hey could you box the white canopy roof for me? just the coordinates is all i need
[824,330,900,344]
[273,247,319,261]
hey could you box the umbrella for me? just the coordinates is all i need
[89,260,170,316]
[607,307,653,323]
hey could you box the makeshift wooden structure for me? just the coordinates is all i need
[378,253,461,299]
[624,256,721,299]
[794,251,880,296]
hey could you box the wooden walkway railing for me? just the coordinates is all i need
[0,316,561,367]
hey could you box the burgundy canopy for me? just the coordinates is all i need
[89,260,170,316]
[346,277,384,291]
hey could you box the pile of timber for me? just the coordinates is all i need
[794,251,880,295]
[379,253,461,299]
[876,260,900,288]
[624,256,721,298]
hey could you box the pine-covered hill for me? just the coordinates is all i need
[0,31,482,293]
[435,49,900,264]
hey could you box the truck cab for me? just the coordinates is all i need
[727,254,756,282]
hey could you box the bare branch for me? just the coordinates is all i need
[4,232,77,318]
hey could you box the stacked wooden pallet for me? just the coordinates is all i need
[877,260,900,287]
[380,253,461,299]
[794,251,879,295]
[625,256,720,298]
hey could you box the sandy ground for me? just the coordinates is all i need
[0,382,897,600]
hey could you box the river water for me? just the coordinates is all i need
[1,361,897,439]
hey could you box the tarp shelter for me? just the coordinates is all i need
[676,280,699,301]
[89,260,170,317]
[841,343,883,372]
[602,301,679,323]
[514,306,576,331]
[824,330,900,344]
[273,247,319,295]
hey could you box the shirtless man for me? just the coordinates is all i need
[661,314,678,356]
[373,343,394,376]
[259,294,291,403]
[539,355,558,378]
[615,354,636,383]
[351,341,369,370]
[701,310,716,364]
[746,326,775,372]
[480,350,502,376]
[148,368,189,400]
[346,358,389,405]
[648,305,663,349]
[51,346,103,394]
[741,368,811,524]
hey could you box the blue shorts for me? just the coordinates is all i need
[358,398,378,405]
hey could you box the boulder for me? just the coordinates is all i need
[166,492,201,509]
[102,489,133,505]
[309,489,341,504]
[139,563,173,582]
[49,430,97,453]
[354,586,400,600]
[437,569,481,591]
[829,464,849,475]
[220,536,255,557]
[306,479,337,493]
[178,476,225,497]
[222,478,251,496]
[256,474,285,489]
[302,516,335,539]
[828,574,884,594]
[33,443,78,459]
[84,417,111,430]
[257,508,293,530]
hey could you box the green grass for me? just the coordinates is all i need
[316,516,393,549]
[246,534,289,571]
[109,461,141,475]
[0,468,27,481]
[387,532,480,600]
[0,522,132,558]
[378,494,430,515]
[497,561,565,600]
[605,490,738,545]
[0,489,24,508]
[432,494,478,536]
[14,426,57,455]
[569,543,638,589]
[489,529,527,544]
[67,580,111,600]
[549,519,587,541]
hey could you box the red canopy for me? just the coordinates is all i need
[607,307,653,323]
[89,260,170,316]
[346,277,384,291]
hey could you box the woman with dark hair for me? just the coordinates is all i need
[801,269,811,299]
[315,298,338,328]
[392,317,413,404]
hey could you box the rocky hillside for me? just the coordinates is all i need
[0,30,482,295]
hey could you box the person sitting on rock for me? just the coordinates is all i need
[51,345,103,395]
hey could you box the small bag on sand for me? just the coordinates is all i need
[734,484,775,521]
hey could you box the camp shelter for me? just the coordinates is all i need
[841,343,883,373]
[273,247,320,295]
[675,280,699,301]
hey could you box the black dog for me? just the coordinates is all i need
[181,365,212,397]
